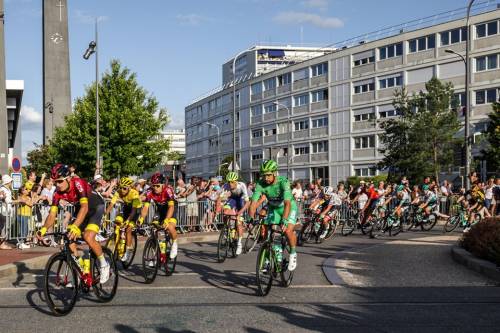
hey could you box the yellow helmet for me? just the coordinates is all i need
[119,177,134,188]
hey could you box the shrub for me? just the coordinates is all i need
[346,174,388,187]
[460,217,500,266]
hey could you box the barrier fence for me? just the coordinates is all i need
[0,195,460,246]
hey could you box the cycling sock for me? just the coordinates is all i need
[290,247,296,254]
[98,254,107,266]
[172,239,177,243]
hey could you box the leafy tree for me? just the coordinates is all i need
[218,155,233,180]
[26,144,57,175]
[378,78,461,184]
[481,101,500,172]
[50,60,170,178]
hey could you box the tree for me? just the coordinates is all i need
[481,101,500,172]
[378,78,461,184]
[26,144,57,175]
[50,60,170,178]
[218,155,233,180]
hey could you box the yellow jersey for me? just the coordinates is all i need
[111,189,142,209]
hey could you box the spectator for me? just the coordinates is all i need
[492,178,500,216]
[247,181,255,198]
[205,177,221,231]
[14,185,32,249]
[292,182,303,202]
[40,178,55,205]
[0,175,14,249]
[440,180,450,197]
[484,178,494,214]
[185,177,199,231]
[69,164,79,178]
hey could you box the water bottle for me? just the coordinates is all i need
[83,250,91,274]
[314,222,320,233]
[159,240,166,254]
[230,228,236,240]
[273,242,282,263]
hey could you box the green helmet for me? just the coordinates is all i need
[422,185,430,191]
[396,184,405,192]
[226,171,239,182]
[260,159,278,174]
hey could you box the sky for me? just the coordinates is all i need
[5,0,472,161]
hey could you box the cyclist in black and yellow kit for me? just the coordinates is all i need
[105,177,143,262]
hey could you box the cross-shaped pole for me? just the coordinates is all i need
[56,0,64,22]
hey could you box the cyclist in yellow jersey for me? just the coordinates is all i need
[105,177,143,262]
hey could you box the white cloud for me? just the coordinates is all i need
[176,14,213,26]
[273,11,343,29]
[21,105,42,125]
[166,111,185,129]
[301,0,329,11]
[75,10,109,24]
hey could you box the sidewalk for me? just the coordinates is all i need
[0,231,219,279]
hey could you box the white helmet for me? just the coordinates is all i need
[323,186,334,196]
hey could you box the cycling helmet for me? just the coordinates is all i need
[323,186,334,196]
[422,184,430,191]
[260,160,278,174]
[396,184,405,192]
[226,172,239,182]
[119,177,134,188]
[151,172,165,185]
[51,163,70,180]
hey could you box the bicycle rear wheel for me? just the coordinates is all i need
[421,214,437,231]
[444,215,460,233]
[244,224,261,253]
[92,247,118,302]
[341,218,355,236]
[164,237,177,276]
[217,226,229,263]
[142,237,159,283]
[256,242,273,296]
[43,253,78,316]
[298,221,315,245]
[324,217,339,240]
[280,243,294,287]
[388,216,402,237]
[120,232,137,270]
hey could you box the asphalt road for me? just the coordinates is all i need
[0,228,498,332]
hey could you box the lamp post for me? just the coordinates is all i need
[273,101,292,178]
[445,0,475,189]
[231,49,250,172]
[83,18,100,170]
[206,122,221,177]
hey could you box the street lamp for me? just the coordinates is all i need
[231,49,250,172]
[444,0,475,189]
[273,101,292,178]
[206,122,221,177]
[83,18,100,170]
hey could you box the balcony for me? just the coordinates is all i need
[250,93,262,102]
[251,137,263,146]
[311,100,328,112]
[278,108,289,119]
[474,69,500,83]
[277,84,291,95]
[311,127,328,137]
[251,159,262,168]
[353,120,376,131]
[293,105,309,115]
[352,91,375,104]
[475,34,500,50]
[311,152,328,162]
[251,115,262,124]
[293,130,309,139]
[293,79,309,91]
[263,112,277,122]
[263,89,276,99]
[293,155,309,164]
[352,148,376,159]
[407,49,435,64]
[377,56,403,70]
[278,133,290,142]
[352,63,376,77]
[438,43,465,57]
[377,88,396,100]
[264,135,276,144]
[310,75,327,87]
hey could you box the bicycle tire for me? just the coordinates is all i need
[256,242,273,296]
[389,216,402,237]
[244,224,261,253]
[142,237,159,283]
[280,243,294,287]
[361,218,373,235]
[444,215,460,233]
[164,237,177,276]
[298,221,315,244]
[341,218,355,236]
[421,213,437,231]
[370,217,385,238]
[92,247,118,302]
[324,217,339,240]
[217,226,229,263]
[120,232,137,270]
[43,253,78,316]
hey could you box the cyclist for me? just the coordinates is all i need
[318,186,342,240]
[105,177,143,262]
[386,184,411,221]
[216,172,250,255]
[140,172,178,259]
[37,164,110,283]
[466,172,488,225]
[249,160,298,271]
[419,184,437,217]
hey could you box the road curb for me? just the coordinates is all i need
[0,232,220,280]
[451,245,500,283]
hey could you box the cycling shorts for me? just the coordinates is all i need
[264,201,298,227]
[223,197,246,212]
[72,192,105,233]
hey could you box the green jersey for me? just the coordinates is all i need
[251,176,293,208]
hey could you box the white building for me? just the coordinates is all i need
[161,129,185,156]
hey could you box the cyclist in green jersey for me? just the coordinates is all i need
[249,160,298,271]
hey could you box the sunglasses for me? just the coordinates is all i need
[55,179,66,184]
[119,186,129,191]
[153,184,162,188]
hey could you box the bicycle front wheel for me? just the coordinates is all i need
[256,242,273,296]
[324,217,339,240]
[298,221,315,245]
[164,237,177,276]
[217,226,229,263]
[142,237,159,283]
[43,253,78,316]
[280,243,294,288]
[120,232,137,270]
[244,224,261,253]
[341,218,355,236]
[444,215,460,233]
[421,214,437,231]
[92,247,118,302]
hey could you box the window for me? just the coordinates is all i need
[453,92,466,109]
[354,113,375,122]
[441,27,467,46]
[379,109,397,118]
[354,166,376,177]
[251,105,262,116]
[263,78,276,91]
[264,128,276,136]
[293,68,309,81]
[278,73,291,86]
[312,141,328,153]
[476,88,499,105]
[252,129,263,138]
[353,56,375,67]
[354,135,375,149]
[294,146,310,155]
[379,75,403,89]
[353,82,375,94]
[311,117,328,128]
[222,118,229,125]
[311,62,328,77]
[251,82,262,95]
[311,89,328,102]
[252,153,263,160]
[476,20,499,38]
[476,54,498,72]
[408,35,436,53]
[294,119,309,131]
[264,103,277,113]
[379,43,403,60]
[294,94,309,106]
